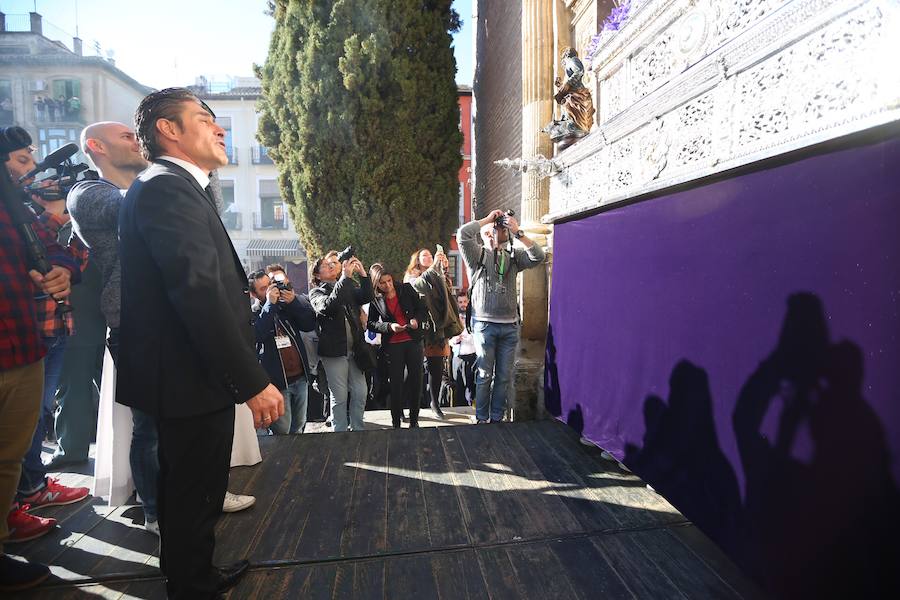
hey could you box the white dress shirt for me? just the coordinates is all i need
[157,155,210,189]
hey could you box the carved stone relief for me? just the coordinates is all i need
[546,0,900,223]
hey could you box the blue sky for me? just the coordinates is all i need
[0,0,475,89]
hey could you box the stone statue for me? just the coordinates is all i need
[545,47,595,150]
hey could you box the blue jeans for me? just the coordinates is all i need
[271,376,308,434]
[472,320,519,422]
[130,407,159,522]
[18,335,67,497]
[320,355,367,432]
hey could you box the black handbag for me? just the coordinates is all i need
[346,306,377,372]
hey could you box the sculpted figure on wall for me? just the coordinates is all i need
[545,47,595,150]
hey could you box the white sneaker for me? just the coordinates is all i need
[144,519,160,536]
[222,491,256,513]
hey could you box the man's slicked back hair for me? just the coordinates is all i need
[134,87,215,161]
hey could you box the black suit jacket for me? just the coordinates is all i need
[117,160,269,418]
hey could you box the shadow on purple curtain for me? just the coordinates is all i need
[545,132,900,598]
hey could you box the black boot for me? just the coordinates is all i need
[430,400,445,420]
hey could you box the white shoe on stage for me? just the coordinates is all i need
[144,519,160,536]
[222,491,256,513]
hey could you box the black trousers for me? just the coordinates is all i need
[426,356,451,408]
[157,405,234,599]
[387,341,424,426]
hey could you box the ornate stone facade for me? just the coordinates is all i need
[546,0,900,222]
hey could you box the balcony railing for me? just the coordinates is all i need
[253,211,288,230]
[221,212,242,231]
[32,108,84,124]
[225,146,239,165]
[251,145,274,165]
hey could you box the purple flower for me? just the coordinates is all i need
[586,1,633,65]
[602,0,632,34]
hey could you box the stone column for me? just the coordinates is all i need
[512,0,555,422]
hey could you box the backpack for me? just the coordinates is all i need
[465,248,486,333]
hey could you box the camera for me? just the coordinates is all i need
[272,272,293,292]
[337,245,356,263]
[494,209,515,228]
[23,162,96,202]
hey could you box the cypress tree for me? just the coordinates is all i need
[257,0,463,274]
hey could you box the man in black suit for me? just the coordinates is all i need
[118,88,284,599]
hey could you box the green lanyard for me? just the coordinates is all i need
[497,249,508,276]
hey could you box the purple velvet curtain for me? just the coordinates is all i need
[545,134,900,598]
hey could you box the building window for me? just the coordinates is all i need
[218,116,237,164]
[50,80,82,121]
[37,127,79,160]
[255,179,287,229]
[459,183,466,226]
[219,180,241,230]
[0,80,13,127]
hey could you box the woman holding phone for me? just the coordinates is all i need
[404,246,463,419]
[367,264,428,428]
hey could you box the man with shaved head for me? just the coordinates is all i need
[65,121,160,533]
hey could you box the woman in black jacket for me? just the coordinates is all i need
[367,263,428,428]
[309,251,373,432]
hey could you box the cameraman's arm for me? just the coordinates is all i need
[457,219,486,275]
[310,277,354,317]
[514,242,546,270]
[352,271,373,305]
[286,293,316,333]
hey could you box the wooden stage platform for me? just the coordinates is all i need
[9,417,764,599]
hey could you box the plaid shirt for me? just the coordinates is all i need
[0,205,80,370]
[33,211,89,339]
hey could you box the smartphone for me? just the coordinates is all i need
[436,244,444,255]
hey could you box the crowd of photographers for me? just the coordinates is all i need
[0,109,545,591]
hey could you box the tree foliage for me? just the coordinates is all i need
[257,0,462,274]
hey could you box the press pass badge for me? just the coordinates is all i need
[275,335,292,349]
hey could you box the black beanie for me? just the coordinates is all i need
[0,126,33,154]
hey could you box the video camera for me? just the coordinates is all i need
[19,143,97,203]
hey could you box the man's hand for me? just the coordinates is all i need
[280,288,296,304]
[266,284,280,305]
[505,215,520,236]
[408,318,419,330]
[390,323,407,333]
[478,209,505,227]
[29,266,71,299]
[246,383,285,429]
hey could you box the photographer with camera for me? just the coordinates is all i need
[457,209,546,424]
[309,248,373,432]
[1,126,80,591]
[250,266,316,434]
[404,247,463,420]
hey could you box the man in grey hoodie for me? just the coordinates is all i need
[457,210,545,423]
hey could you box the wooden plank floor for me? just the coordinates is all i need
[8,418,765,599]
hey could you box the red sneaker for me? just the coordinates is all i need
[6,505,57,543]
[19,477,89,509]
